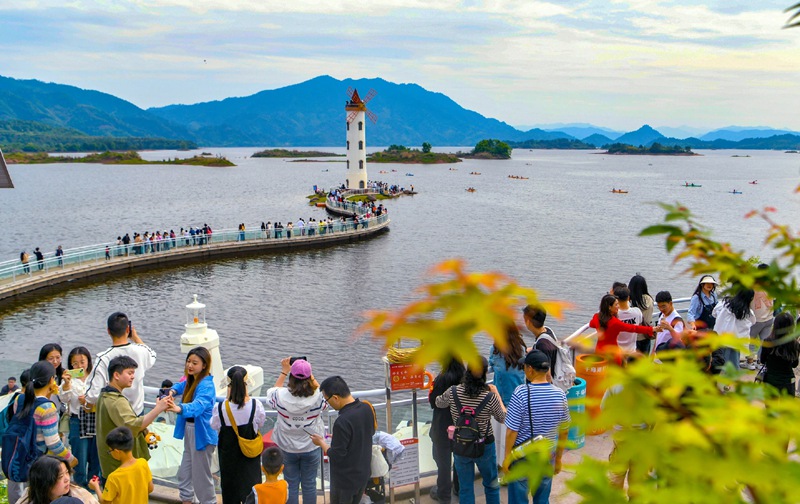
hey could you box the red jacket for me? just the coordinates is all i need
[589,313,654,355]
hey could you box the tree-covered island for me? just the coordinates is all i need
[603,142,699,155]
[368,144,461,164]
[251,149,344,158]
[5,151,236,166]
[457,139,512,159]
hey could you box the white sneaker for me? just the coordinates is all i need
[749,362,758,370]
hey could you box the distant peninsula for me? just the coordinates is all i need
[457,139,512,160]
[603,143,699,156]
[252,149,343,158]
[368,145,461,164]
[6,151,236,166]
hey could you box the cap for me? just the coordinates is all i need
[290,359,312,380]
[699,275,718,285]
[524,350,551,371]
[29,360,56,388]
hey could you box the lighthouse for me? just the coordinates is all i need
[345,88,377,190]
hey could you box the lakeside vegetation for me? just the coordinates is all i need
[457,139,512,159]
[0,119,197,153]
[604,142,698,155]
[252,149,343,158]
[506,138,595,150]
[368,144,461,164]
[5,151,235,167]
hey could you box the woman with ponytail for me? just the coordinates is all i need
[167,347,218,504]
[266,357,328,504]
[7,361,77,504]
[211,366,266,504]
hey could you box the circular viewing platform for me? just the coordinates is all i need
[0,214,390,303]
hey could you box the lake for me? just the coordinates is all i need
[0,148,798,389]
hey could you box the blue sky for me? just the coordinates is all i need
[2,0,799,131]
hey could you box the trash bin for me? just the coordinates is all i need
[575,354,608,435]
[566,377,586,449]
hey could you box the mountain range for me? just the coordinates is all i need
[0,74,799,150]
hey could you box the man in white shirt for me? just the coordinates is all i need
[614,285,645,355]
[85,312,157,415]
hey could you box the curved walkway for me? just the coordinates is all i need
[0,214,390,303]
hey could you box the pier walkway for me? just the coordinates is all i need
[0,213,390,302]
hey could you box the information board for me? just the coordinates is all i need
[388,438,419,489]
[387,363,425,391]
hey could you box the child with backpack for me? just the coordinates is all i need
[435,357,506,504]
[2,361,76,504]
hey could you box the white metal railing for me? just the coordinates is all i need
[0,214,390,284]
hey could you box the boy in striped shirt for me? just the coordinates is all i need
[502,350,570,504]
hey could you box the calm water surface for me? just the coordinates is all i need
[1,148,798,389]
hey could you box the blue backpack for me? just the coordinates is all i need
[0,392,21,437]
[1,396,52,482]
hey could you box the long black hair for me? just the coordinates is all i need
[766,312,799,362]
[433,358,465,393]
[462,356,489,397]
[628,274,650,311]
[27,455,72,504]
[226,366,248,408]
[38,343,63,385]
[692,277,717,299]
[723,288,754,320]
[17,361,55,420]
[183,346,211,403]
[598,294,618,329]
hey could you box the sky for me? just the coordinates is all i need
[2,0,800,132]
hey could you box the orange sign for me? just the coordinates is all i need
[388,363,426,391]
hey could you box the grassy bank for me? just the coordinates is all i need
[6,151,236,167]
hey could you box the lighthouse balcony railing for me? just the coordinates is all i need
[0,214,390,284]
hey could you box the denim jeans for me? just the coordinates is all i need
[283,448,321,504]
[68,415,101,488]
[508,459,553,504]
[453,442,499,504]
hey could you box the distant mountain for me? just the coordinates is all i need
[519,123,623,139]
[0,76,190,140]
[649,134,800,150]
[515,128,575,141]
[507,138,594,150]
[149,75,529,147]
[581,133,614,147]
[613,125,665,146]
[700,127,800,142]
[655,125,708,139]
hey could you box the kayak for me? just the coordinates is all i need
[611,190,629,194]
[729,191,743,194]
[683,184,702,187]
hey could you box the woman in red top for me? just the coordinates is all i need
[590,294,654,363]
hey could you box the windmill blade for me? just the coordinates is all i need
[363,89,377,104]
[346,86,355,99]
[346,111,358,123]
[366,109,378,124]
[0,148,13,189]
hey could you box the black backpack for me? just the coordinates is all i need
[450,386,493,459]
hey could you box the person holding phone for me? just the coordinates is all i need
[266,357,327,504]
[60,347,101,489]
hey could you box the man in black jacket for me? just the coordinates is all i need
[312,376,375,504]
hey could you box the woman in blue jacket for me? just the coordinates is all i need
[168,346,219,504]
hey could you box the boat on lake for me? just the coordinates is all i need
[611,189,628,194]
[730,190,743,194]
[683,182,702,187]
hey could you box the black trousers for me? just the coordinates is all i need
[431,434,459,502]
[330,486,366,504]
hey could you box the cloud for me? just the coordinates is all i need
[0,0,798,129]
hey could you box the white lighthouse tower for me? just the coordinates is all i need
[345,88,377,190]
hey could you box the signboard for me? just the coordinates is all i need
[388,438,419,489]
[387,363,425,391]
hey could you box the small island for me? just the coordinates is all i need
[5,151,236,166]
[457,139,512,159]
[603,143,699,156]
[252,149,343,158]
[368,144,461,164]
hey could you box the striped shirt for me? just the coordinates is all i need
[504,382,570,450]
[34,398,74,462]
[435,385,505,439]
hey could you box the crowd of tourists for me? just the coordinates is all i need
[2,270,797,504]
[15,205,388,272]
